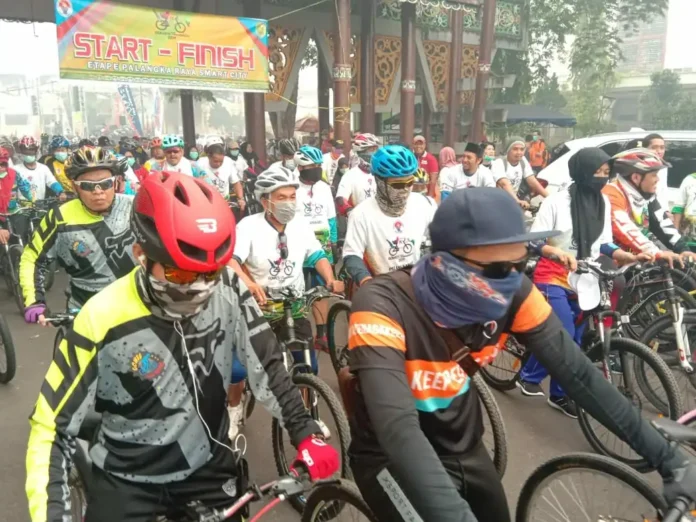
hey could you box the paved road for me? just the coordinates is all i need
[0,273,666,521]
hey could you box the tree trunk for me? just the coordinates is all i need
[282,82,299,139]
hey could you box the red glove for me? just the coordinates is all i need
[293,436,339,481]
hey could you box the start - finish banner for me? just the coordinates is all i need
[54,0,269,91]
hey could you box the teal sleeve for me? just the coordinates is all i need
[441,191,451,201]
[49,182,63,194]
[305,250,328,268]
[329,217,338,244]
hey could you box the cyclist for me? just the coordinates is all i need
[196,143,245,213]
[440,143,496,200]
[0,136,16,167]
[342,144,437,289]
[148,135,207,180]
[78,138,95,150]
[272,138,301,170]
[491,136,548,208]
[185,143,201,162]
[0,147,33,245]
[97,135,114,152]
[322,139,344,186]
[227,165,343,437]
[602,148,693,265]
[14,136,66,204]
[481,141,496,169]
[146,137,165,168]
[39,136,73,194]
[335,133,380,216]
[26,171,339,522]
[411,135,439,197]
[345,186,696,522]
[517,147,650,416]
[412,169,431,196]
[20,147,137,317]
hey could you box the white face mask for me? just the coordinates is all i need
[284,159,296,170]
[269,200,296,224]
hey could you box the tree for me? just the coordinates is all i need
[208,102,234,132]
[640,70,696,130]
[532,74,567,111]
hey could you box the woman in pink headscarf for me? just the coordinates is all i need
[437,147,458,202]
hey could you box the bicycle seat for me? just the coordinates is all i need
[652,417,696,444]
[78,411,102,442]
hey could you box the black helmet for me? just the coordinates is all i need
[278,138,301,157]
[65,147,123,180]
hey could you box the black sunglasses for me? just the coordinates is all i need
[74,177,115,192]
[457,254,529,279]
[278,232,288,260]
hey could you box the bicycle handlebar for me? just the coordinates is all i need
[43,313,77,327]
[266,285,343,303]
[662,497,692,522]
[574,259,638,280]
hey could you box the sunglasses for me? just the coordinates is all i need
[457,254,529,279]
[386,178,415,190]
[165,148,182,154]
[278,232,288,260]
[74,177,116,192]
[163,265,223,285]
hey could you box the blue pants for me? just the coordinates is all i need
[519,284,584,398]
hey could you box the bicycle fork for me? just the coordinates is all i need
[670,301,694,373]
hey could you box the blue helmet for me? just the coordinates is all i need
[294,145,323,166]
[50,135,70,150]
[371,144,418,178]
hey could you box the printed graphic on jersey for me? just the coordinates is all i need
[268,258,296,280]
[404,359,471,412]
[386,237,415,258]
[131,351,165,380]
[71,240,92,257]
[432,255,506,304]
[103,227,137,263]
[186,318,225,378]
[393,220,404,233]
[303,201,325,218]
[348,311,406,352]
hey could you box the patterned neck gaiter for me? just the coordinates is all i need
[375,176,410,217]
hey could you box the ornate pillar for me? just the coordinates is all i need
[423,101,432,145]
[318,50,331,136]
[333,0,352,156]
[243,0,267,164]
[359,0,376,133]
[444,9,463,146]
[470,0,496,143]
[400,2,416,144]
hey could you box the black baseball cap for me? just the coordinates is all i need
[430,188,559,250]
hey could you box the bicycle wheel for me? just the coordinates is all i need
[8,245,24,314]
[639,312,696,412]
[43,258,57,292]
[577,337,682,472]
[327,300,351,375]
[515,453,666,522]
[68,466,87,522]
[301,481,378,522]
[472,373,508,477]
[271,373,351,513]
[0,314,17,384]
[479,335,528,392]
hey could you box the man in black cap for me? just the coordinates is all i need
[439,142,495,200]
[343,187,696,522]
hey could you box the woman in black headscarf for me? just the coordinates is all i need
[239,141,259,173]
[517,147,647,417]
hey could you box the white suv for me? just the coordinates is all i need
[537,130,696,207]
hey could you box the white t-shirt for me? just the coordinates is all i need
[491,157,534,192]
[531,188,612,258]
[343,193,437,276]
[322,152,344,185]
[439,164,496,192]
[123,166,139,184]
[234,156,249,174]
[197,156,240,197]
[336,166,375,206]
[162,159,194,176]
[296,180,336,233]
[234,212,323,293]
[14,162,60,201]
[674,174,696,219]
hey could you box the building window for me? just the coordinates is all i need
[642,39,663,66]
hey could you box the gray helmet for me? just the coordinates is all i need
[278,138,301,157]
[254,164,299,199]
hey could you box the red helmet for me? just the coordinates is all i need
[132,171,235,272]
[150,137,163,148]
[612,148,670,177]
[0,147,10,163]
[19,135,38,152]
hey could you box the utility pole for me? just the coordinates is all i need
[469,0,496,143]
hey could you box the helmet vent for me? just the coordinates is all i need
[177,240,207,262]
[174,182,190,206]
[215,236,232,261]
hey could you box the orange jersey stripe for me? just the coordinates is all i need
[511,286,552,333]
[348,311,406,352]
[405,359,469,401]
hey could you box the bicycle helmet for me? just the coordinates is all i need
[131,171,235,272]
[205,136,224,149]
[79,138,95,148]
[294,145,323,167]
[162,135,184,149]
[65,147,122,180]
[371,144,418,178]
[50,135,70,150]
[413,168,429,185]
[254,164,299,198]
[19,135,38,152]
[353,133,381,151]
[278,138,301,157]
[611,148,670,178]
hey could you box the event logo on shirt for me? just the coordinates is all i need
[186,318,225,378]
[386,237,415,258]
[303,202,324,218]
[393,221,404,233]
[71,240,92,258]
[268,258,295,279]
[103,228,137,263]
[131,351,165,380]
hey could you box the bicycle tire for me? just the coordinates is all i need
[478,336,528,392]
[622,286,696,340]
[472,373,508,477]
[44,259,57,292]
[515,452,666,522]
[577,337,683,472]
[0,314,17,384]
[301,480,378,522]
[53,326,67,358]
[271,373,351,513]
[327,300,352,375]
[68,465,87,522]
[8,245,24,314]
[639,312,696,391]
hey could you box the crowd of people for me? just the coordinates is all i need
[5,127,696,522]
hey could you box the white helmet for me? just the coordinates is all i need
[353,133,381,151]
[206,136,224,149]
[254,165,299,198]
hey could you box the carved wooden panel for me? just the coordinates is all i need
[374,36,402,106]
[325,32,361,105]
[422,40,450,109]
[266,25,305,103]
[460,45,479,107]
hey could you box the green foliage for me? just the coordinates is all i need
[640,70,696,130]
[208,102,234,131]
[302,39,318,69]
[532,75,567,111]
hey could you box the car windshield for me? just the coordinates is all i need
[548,143,570,166]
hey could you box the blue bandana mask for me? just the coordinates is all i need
[411,252,522,328]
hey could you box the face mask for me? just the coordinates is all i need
[269,200,296,224]
[484,155,494,163]
[358,151,374,164]
[54,152,68,162]
[374,177,410,217]
[299,167,323,184]
[589,176,608,190]
[127,157,136,167]
[146,272,219,319]
[23,155,36,164]
[230,150,240,158]
[412,252,522,329]
[0,171,7,179]
[284,159,296,170]
[189,151,199,160]
[339,168,348,175]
